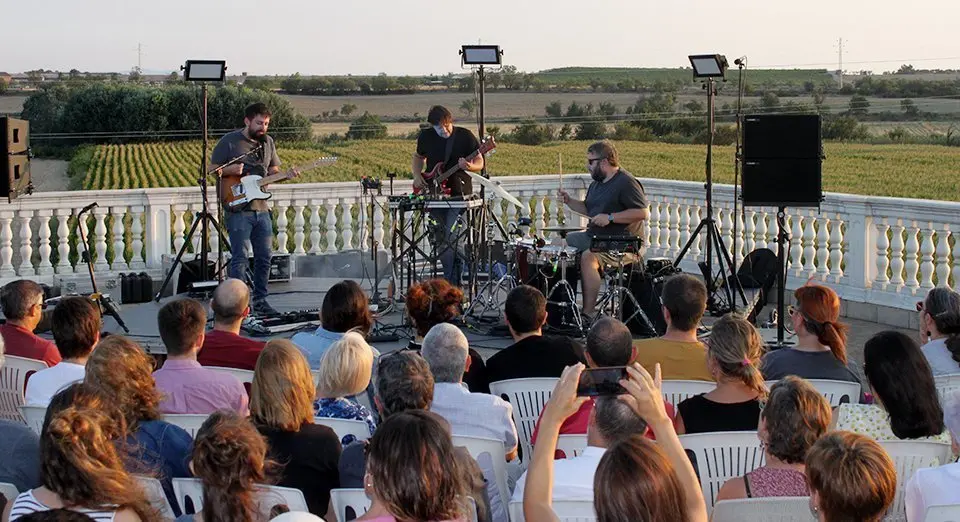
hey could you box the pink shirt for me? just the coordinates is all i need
[153,359,249,415]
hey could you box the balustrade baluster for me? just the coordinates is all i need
[36,210,54,275]
[829,215,844,280]
[293,201,307,254]
[0,211,13,277]
[816,217,830,279]
[689,204,702,260]
[874,219,890,286]
[935,227,952,288]
[111,207,129,271]
[720,207,734,255]
[309,201,322,254]
[130,206,146,270]
[919,223,936,289]
[904,223,920,289]
[743,210,756,258]
[678,202,691,259]
[276,203,290,254]
[373,199,386,252]
[55,209,73,274]
[172,206,186,254]
[92,207,109,273]
[789,214,803,274]
[648,201,661,257]
[889,220,905,286]
[801,212,817,274]
[325,200,338,254]
[340,199,354,252]
[14,210,34,276]
[668,201,681,256]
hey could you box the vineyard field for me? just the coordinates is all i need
[76,140,960,202]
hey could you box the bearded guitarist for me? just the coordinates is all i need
[210,102,298,316]
[412,105,484,283]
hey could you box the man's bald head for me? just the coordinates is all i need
[211,278,250,323]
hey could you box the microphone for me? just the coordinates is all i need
[734,56,747,66]
[79,202,98,214]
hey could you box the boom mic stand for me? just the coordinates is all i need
[76,203,129,332]
[360,176,400,343]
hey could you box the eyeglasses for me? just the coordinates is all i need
[916,301,925,312]
[587,157,605,165]
[787,305,798,316]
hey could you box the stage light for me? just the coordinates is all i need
[688,54,728,79]
[461,45,502,66]
[182,60,227,82]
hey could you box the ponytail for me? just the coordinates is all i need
[940,314,960,363]
[819,321,850,365]
[707,314,768,399]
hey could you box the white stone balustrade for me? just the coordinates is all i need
[0,175,955,311]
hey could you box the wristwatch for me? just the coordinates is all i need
[607,213,614,223]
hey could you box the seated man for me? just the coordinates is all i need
[198,278,265,370]
[633,273,713,381]
[0,280,60,367]
[153,298,248,415]
[512,395,648,501]
[25,297,100,406]
[422,323,519,522]
[485,285,583,384]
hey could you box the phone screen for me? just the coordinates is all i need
[576,366,628,396]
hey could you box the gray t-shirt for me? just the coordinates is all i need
[210,129,281,212]
[0,419,41,493]
[583,169,648,236]
[921,338,960,376]
[761,348,865,390]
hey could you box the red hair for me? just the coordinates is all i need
[406,279,463,337]
[795,285,849,364]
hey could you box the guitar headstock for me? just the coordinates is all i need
[311,156,338,168]
[479,136,497,155]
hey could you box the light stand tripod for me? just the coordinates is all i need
[465,199,517,321]
[360,177,400,343]
[76,203,129,333]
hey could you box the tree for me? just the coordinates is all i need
[896,64,916,75]
[459,99,476,117]
[900,98,920,119]
[340,103,358,117]
[544,101,562,119]
[346,112,387,140]
[822,116,869,141]
[0,78,7,95]
[500,65,523,90]
[812,89,827,112]
[129,67,142,83]
[848,95,870,116]
[508,119,553,145]
[684,100,704,113]
[760,92,780,111]
[281,73,303,94]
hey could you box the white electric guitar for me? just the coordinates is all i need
[220,156,337,208]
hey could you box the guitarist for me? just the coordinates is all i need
[210,102,298,316]
[411,105,484,283]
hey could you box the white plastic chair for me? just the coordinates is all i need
[173,477,308,516]
[489,377,558,464]
[135,475,177,520]
[0,482,19,504]
[311,370,321,389]
[19,404,46,435]
[661,380,715,407]
[0,355,47,423]
[508,500,596,522]
[934,373,960,403]
[313,417,371,443]
[162,414,210,438]
[879,440,953,522]
[679,431,766,513]
[555,434,588,459]
[329,488,370,522]
[710,497,814,522]
[924,504,960,522]
[452,435,511,522]
[764,379,861,406]
[206,366,255,384]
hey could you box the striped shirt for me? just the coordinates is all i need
[8,490,118,521]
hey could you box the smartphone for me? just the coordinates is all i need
[576,366,628,396]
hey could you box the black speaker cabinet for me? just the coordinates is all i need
[743,114,822,160]
[742,158,822,207]
[0,117,31,202]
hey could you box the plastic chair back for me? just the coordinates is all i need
[679,431,766,513]
[508,499,596,522]
[879,440,953,522]
[489,377,558,464]
[710,497,814,522]
[661,380,715,407]
[0,355,47,422]
[135,475,177,520]
[556,434,588,458]
[19,404,46,435]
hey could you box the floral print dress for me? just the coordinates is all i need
[314,396,377,445]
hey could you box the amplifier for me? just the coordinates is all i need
[742,158,823,207]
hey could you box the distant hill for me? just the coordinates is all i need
[533,66,835,86]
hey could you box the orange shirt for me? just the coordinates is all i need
[633,338,714,382]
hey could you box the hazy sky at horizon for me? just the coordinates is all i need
[4,0,959,75]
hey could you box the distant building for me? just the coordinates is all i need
[0,72,11,85]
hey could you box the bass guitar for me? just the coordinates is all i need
[415,136,496,195]
[220,156,337,208]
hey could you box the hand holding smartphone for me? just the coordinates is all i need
[576,366,628,396]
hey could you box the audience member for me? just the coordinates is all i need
[0,338,41,494]
[153,298,248,415]
[337,350,491,522]
[484,285,583,384]
[761,285,862,386]
[523,363,708,522]
[0,280,60,367]
[512,395,647,502]
[83,337,192,512]
[675,314,766,434]
[291,280,374,369]
[197,278,265,371]
[16,511,96,521]
[406,279,489,393]
[250,339,341,517]
[906,389,960,522]
[833,330,949,443]
[356,410,472,522]
[24,297,100,406]
[2,383,158,522]
[633,274,713,381]
[422,322,518,522]
[314,332,376,439]
[717,376,831,501]
[917,286,960,375]
[805,431,896,522]
[177,410,277,522]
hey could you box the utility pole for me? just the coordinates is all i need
[137,43,143,73]
[837,38,844,89]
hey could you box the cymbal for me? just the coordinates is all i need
[465,172,524,210]
[543,225,585,233]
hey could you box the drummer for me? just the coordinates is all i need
[557,140,649,320]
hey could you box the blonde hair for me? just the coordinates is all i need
[707,314,768,398]
[251,339,316,432]
[317,331,373,398]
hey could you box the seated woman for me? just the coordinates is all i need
[314,331,377,439]
[675,314,766,434]
[176,410,276,522]
[2,383,156,521]
[917,287,960,376]
[83,335,192,514]
[291,280,376,369]
[251,339,342,517]
[906,389,960,521]
[761,285,863,387]
[406,279,489,393]
[357,410,473,522]
[716,376,831,501]
[833,330,949,443]
[805,431,896,522]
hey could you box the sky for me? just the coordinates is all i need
[3,0,959,76]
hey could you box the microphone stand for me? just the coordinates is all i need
[76,204,129,333]
[731,57,747,311]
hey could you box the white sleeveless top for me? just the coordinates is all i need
[8,490,118,521]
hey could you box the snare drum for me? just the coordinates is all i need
[533,245,580,274]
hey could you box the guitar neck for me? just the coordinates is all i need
[259,171,293,186]
[436,149,481,184]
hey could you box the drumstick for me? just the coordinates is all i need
[558,153,565,225]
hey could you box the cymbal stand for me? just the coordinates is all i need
[465,199,517,321]
[545,230,583,334]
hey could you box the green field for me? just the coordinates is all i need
[75,140,960,202]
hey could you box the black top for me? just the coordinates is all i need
[257,423,342,516]
[407,340,491,394]
[416,126,480,196]
[485,335,585,385]
[677,394,762,434]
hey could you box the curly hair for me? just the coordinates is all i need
[805,431,896,522]
[84,335,162,429]
[405,279,463,338]
[761,376,831,463]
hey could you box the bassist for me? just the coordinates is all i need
[411,105,484,283]
[210,102,298,315]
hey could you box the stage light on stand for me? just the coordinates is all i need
[688,54,728,79]
[183,60,227,82]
